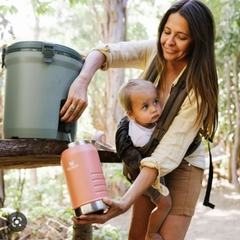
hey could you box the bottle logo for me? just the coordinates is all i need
[67,160,79,171]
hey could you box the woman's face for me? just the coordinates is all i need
[160,12,193,64]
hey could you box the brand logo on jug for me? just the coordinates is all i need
[67,160,79,171]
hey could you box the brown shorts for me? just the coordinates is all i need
[165,159,204,216]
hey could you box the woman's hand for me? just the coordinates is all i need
[72,167,157,225]
[60,50,106,122]
[71,197,126,225]
[60,76,89,122]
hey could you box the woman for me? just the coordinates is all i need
[60,0,218,239]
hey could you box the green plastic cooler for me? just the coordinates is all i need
[2,41,84,141]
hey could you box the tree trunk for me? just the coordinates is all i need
[103,0,127,144]
[231,55,240,191]
[0,84,3,205]
[106,68,125,144]
[232,109,240,191]
[71,4,127,237]
[0,170,4,207]
[0,73,2,139]
[72,223,92,240]
[225,56,233,182]
[89,0,127,145]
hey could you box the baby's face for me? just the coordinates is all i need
[128,87,162,128]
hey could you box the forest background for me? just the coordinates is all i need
[0,0,239,239]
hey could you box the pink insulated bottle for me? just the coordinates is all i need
[61,140,109,217]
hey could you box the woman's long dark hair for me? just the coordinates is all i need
[156,0,218,140]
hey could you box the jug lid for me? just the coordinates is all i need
[5,41,84,63]
[68,140,90,148]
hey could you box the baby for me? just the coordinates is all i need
[118,79,172,239]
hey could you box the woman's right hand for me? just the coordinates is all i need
[60,50,106,122]
[60,75,89,122]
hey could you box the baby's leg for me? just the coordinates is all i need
[146,194,172,240]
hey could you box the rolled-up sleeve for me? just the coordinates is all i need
[140,90,205,192]
[90,40,157,71]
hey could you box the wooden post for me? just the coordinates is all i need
[72,223,92,240]
[0,139,120,239]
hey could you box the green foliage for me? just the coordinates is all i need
[3,165,129,238]
[126,1,172,41]
[217,1,239,56]
[93,224,128,240]
[0,208,14,217]
[4,168,72,222]
[67,0,88,6]
[103,163,131,190]
[0,3,18,15]
[34,1,55,16]
[203,0,240,151]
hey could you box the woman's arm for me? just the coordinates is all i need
[60,50,106,122]
[60,40,157,122]
[92,40,157,70]
[72,166,158,224]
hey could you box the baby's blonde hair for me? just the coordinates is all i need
[118,79,156,112]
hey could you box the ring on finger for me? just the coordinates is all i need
[69,104,76,112]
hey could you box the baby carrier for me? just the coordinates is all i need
[115,59,215,209]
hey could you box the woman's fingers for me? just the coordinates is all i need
[71,213,108,225]
[70,198,123,225]
[60,98,87,122]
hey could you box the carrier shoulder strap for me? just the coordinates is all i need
[203,141,215,209]
[139,58,189,157]
[144,56,158,83]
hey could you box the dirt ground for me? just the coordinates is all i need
[106,181,240,240]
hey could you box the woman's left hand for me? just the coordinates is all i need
[72,197,126,225]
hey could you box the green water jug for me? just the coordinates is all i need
[2,41,84,141]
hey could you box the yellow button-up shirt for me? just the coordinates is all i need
[90,40,206,195]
